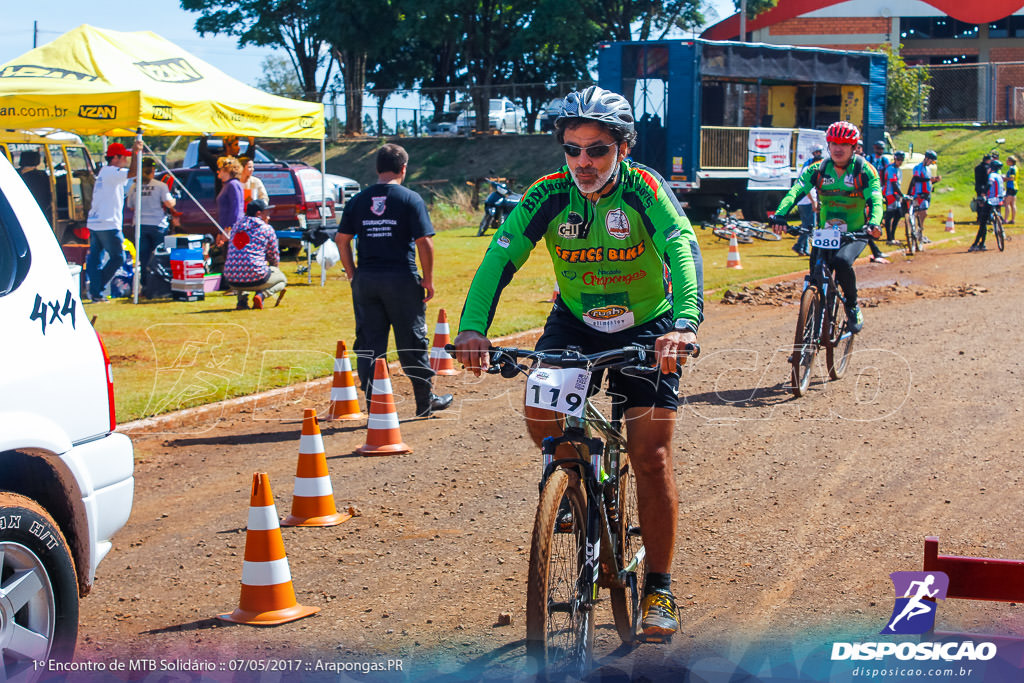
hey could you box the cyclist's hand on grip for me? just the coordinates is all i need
[655,330,697,374]
[452,330,491,376]
[866,223,882,240]
[768,213,789,235]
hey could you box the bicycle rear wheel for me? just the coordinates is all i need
[791,286,821,397]
[825,293,855,380]
[526,468,594,677]
[608,453,644,644]
[743,222,783,241]
[994,214,1006,251]
[904,215,919,255]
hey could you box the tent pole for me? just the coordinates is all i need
[132,128,143,304]
[321,136,327,287]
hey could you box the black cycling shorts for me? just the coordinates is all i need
[534,300,680,412]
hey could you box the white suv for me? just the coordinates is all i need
[0,154,134,672]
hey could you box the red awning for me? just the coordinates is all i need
[702,0,1024,41]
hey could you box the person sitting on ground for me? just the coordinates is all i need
[238,156,269,206]
[223,199,287,309]
[18,149,52,220]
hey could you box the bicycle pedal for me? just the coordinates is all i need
[640,631,675,644]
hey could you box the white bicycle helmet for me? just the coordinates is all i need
[555,86,637,146]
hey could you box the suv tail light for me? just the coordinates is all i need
[95,331,117,431]
[295,203,306,216]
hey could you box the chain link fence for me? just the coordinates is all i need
[908,61,1024,125]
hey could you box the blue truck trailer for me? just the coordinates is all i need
[597,39,888,220]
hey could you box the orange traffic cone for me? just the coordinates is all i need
[328,341,363,420]
[429,309,459,376]
[945,209,956,233]
[356,359,412,456]
[282,409,351,527]
[218,473,319,625]
[726,234,743,269]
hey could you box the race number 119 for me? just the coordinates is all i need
[525,367,591,417]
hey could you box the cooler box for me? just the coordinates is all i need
[164,234,206,250]
[169,247,205,301]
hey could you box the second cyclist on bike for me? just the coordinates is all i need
[970,158,1005,252]
[453,85,703,642]
[768,120,884,334]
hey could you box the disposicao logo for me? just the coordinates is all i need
[831,569,997,664]
[882,571,948,635]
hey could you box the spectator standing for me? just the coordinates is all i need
[974,153,991,219]
[216,157,245,233]
[881,151,906,244]
[199,135,255,194]
[861,141,889,263]
[85,140,142,303]
[223,199,287,309]
[910,150,941,243]
[18,149,51,220]
[335,143,453,418]
[238,156,269,205]
[970,159,1005,252]
[126,158,175,288]
[1004,155,1017,224]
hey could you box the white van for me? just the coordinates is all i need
[0,152,134,672]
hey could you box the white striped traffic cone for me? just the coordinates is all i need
[726,234,743,269]
[282,409,351,527]
[429,309,459,376]
[328,340,364,420]
[356,359,412,456]
[945,209,955,233]
[218,473,319,625]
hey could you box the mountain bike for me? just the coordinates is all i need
[450,343,699,677]
[902,196,922,255]
[788,227,867,397]
[991,209,1006,252]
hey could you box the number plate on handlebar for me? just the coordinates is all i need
[525,367,591,417]
[811,227,842,249]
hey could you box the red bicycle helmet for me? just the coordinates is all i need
[826,121,860,145]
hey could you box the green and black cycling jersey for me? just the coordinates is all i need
[459,160,703,336]
[775,156,884,232]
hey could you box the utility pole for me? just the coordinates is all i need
[33,21,38,48]
[739,0,747,42]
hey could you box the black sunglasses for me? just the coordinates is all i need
[562,142,616,158]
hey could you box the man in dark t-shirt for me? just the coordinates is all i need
[336,143,453,418]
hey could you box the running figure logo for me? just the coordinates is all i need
[881,571,949,634]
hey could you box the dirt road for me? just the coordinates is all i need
[76,242,1024,681]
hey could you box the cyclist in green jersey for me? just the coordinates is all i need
[453,86,703,641]
[769,120,883,334]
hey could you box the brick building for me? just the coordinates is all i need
[702,0,1024,122]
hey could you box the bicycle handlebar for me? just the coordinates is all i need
[444,343,701,376]
[787,227,872,239]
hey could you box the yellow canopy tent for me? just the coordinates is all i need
[0,25,329,301]
[0,24,324,138]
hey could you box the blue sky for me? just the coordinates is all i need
[0,0,736,94]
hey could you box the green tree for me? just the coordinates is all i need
[579,0,705,41]
[254,55,304,98]
[732,0,779,21]
[874,44,931,129]
[180,0,334,101]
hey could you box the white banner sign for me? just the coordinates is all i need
[747,128,793,190]
[796,128,827,170]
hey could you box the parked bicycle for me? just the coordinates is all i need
[901,196,923,256]
[788,227,867,397]
[448,342,699,677]
[991,209,1006,252]
[701,214,780,243]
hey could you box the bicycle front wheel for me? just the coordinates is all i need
[994,214,1006,251]
[526,468,594,677]
[791,286,821,397]
[904,215,918,255]
[608,453,644,644]
[825,293,855,380]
